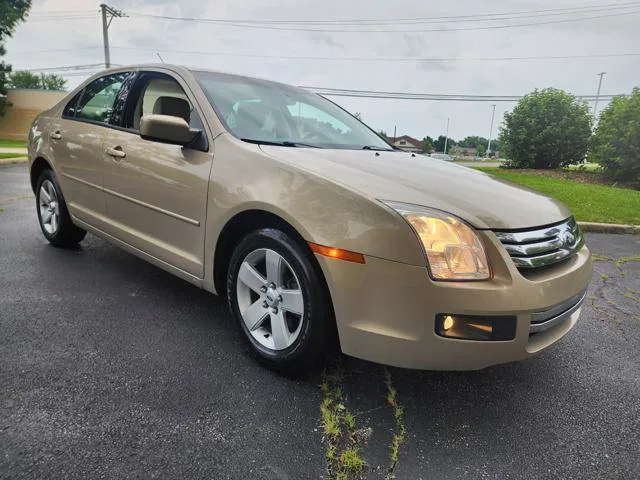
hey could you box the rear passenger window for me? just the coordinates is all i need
[75,72,131,124]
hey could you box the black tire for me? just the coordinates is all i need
[35,168,87,247]
[227,228,334,374]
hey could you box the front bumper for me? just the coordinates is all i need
[316,231,592,370]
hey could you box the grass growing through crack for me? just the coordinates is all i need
[320,369,368,479]
[591,252,640,322]
[384,369,406,478]
[615,255,640,267]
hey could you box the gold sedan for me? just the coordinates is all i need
[28,65,592,372]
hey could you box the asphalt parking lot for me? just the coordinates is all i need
[1,163,639,479]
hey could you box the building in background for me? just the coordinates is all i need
[0,89,66,141]
[391,135,423,153]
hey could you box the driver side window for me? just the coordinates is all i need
[127,73,204,132]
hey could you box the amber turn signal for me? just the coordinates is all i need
[308,242,366,264]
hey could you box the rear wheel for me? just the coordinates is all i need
[36,169,86,247]
[227,228,333,373]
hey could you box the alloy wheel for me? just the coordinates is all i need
[38,179,60,235]
[236,248,305,351]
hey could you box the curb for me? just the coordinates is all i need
[0,157,27,165]
[578,222,640,235]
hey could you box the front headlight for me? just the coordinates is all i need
[383,201,491,281]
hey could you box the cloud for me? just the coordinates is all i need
[3,0,638,139]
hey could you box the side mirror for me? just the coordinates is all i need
[139,114,200,146]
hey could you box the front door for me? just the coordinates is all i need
[50,71,134,226]
[101,71,213,278]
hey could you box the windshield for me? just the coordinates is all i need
[192,70,392,150]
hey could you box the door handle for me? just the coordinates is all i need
[105,146,126,159]
[50,131,62,140]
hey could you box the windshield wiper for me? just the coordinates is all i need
[362,145,393,151]
[241,138,320,148]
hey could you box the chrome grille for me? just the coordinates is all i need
[494,217,583,269]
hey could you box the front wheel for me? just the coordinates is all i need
[36,169,86,247]
[227,228,334,373]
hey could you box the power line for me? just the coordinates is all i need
[13,46,103,54]
[127,7,640,33]
[13,44,640,62]
[107,47,640,63]
[20,63,105,72]
[29,10,96,15]
[25,15,96,21]
[126,2,640,25]
[303,87,625,102]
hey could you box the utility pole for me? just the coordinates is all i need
[593,71,606,118]
[443,117,450,154]
[100,4,126,69]
[486,104,496,157]
[393,125,397,143]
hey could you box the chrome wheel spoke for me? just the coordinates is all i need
[270,310,290,350]
[47,182,57,202]
[50,213,58,232]
[238,261,266,294]
[280,289,303,316]
[40,185,51,203]
[265,249,283,285]
[242,299,269,331]
[41,210,52,223]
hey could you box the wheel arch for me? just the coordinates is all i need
[213,208,339,351]
[213,209,318,295]
[30,156,54,193]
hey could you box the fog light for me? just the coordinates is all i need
[435,314,516,341]
[443,315,455,330]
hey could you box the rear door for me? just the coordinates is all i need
[49,71,135,226]
[100,70,213,278]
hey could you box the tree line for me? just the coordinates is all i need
[378,87,639,182]
[500,87,640,182]
[377,131,501,157]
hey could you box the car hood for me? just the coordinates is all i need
[259,146,571,230]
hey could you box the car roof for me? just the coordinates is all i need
[96,63,304,92]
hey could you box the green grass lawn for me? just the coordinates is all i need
[0,139,27,148]
[0,152,26,159]
[475,168,640,225]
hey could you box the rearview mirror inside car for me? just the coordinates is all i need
[139,114,200,146]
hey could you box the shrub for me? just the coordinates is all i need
[590,87,640,182]
[499,88,592,169]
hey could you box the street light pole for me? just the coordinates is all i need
[486,104,496,157]
[593,71,606,118]
[443,117,450,154]
[100,4,126,69]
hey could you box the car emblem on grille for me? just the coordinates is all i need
[560,231,576,248]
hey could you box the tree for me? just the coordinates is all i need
[421,135,434,154]
[433,135,455,153]
[8,70,40,89]
[590,87,640,182]
[8,71,67,90]
[499,88,592,169]
[41,73,67,90]
[458,136,488,150]
[1,0,32,116]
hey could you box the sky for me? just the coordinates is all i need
[4,0,640,140]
